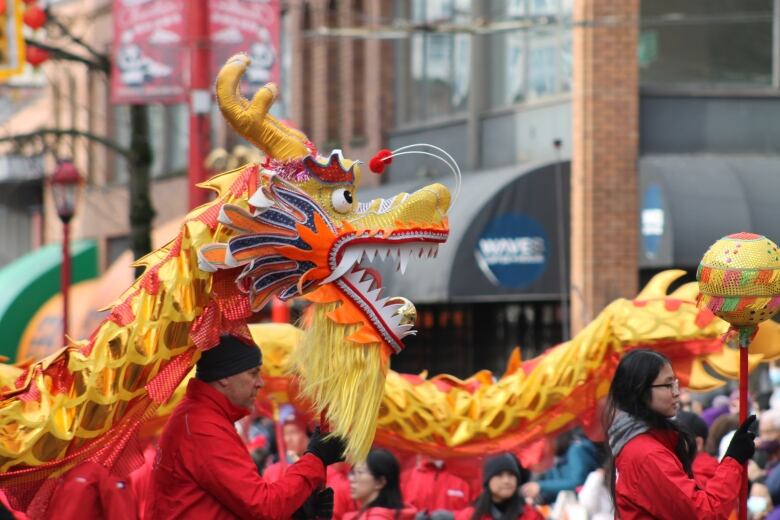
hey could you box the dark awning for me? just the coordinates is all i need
[359,161,570,303]
[639,154,780,268]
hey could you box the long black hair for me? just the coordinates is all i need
[471,454,528,520]
[605,350,695,506]
[364,449,404,510]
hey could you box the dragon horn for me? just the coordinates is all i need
[215,53,309,161]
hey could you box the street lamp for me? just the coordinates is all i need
[49,160,83,346]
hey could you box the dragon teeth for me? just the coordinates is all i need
[399,249,413,274]
[366,287,383,302]
[320,248,362,284]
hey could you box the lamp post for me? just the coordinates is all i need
[49,161,83,347]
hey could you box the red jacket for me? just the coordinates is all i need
[615,429,743,519]
[453,504,544,520]
[128,444,156,519]
[145,379,325,519]
[264,458,357,518]
[401,461,472,512]
[692,451,719,489]
[43,461,137,520]
[343,506,417,520]
[262,461,285,482]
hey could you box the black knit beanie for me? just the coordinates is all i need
[482,453,522,488]
[196,335,261,382]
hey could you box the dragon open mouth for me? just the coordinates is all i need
[324,231,448,353]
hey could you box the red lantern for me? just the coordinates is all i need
[26,46,49,67]
[23,5,46,30]
[23,0,38,4]
[0,1,6,14]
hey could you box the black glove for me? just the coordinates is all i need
[305,427,346,466]
[293,487,334,519]
[725,414,757,465]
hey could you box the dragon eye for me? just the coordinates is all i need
[331,188,354,213]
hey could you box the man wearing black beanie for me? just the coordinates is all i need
[147,334,346,519]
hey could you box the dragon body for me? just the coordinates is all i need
[0,55,451,513]
[256,270,780,465]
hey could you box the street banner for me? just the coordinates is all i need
[209,0,280,95]
[111,0,187,104]
[0,0,25,81]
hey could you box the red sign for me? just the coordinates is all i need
[111,1,280,104]
[111,0,187,104]
[209,0,280,95]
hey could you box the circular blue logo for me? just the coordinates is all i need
[475,214,548,289]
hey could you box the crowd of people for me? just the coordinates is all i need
[4,337,780,519]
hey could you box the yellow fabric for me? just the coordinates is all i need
[0,54,453,470]
[256,270,780,458]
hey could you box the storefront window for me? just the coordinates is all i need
[397,0,471,124]
[640,0,772,86]
[392,301,564,378]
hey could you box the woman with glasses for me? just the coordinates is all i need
[606,349,757,519]
[344,449,416,520]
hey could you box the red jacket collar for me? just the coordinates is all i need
[648,428,679,451]
[186,378,248,423]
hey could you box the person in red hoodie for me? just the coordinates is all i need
[401,456,472,513]
[344,449,417,520]
[606,349,756,519]
[44,461,138,520]
[145,334,346,519]
[677,410,719,487]
[451,453,543,520]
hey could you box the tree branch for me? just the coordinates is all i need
[0,128,132,159]
[23,38,109,73]
[44,11,110,71]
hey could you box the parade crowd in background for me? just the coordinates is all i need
[0,336,780,520]
[4,354,780,519]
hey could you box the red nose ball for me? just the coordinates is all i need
[369,149,393,174]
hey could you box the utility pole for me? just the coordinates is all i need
[188,0,211,210]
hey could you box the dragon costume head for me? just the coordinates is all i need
[199,54,451,460]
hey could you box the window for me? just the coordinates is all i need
[488,0,572,109]
[396,0,472,124]
[640,0,773,86]
[111,105,130,185]
[148,104,187,178]
[106,235,131,268]
[111,104,188,185]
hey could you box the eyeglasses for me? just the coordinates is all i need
[651,378,679,393]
